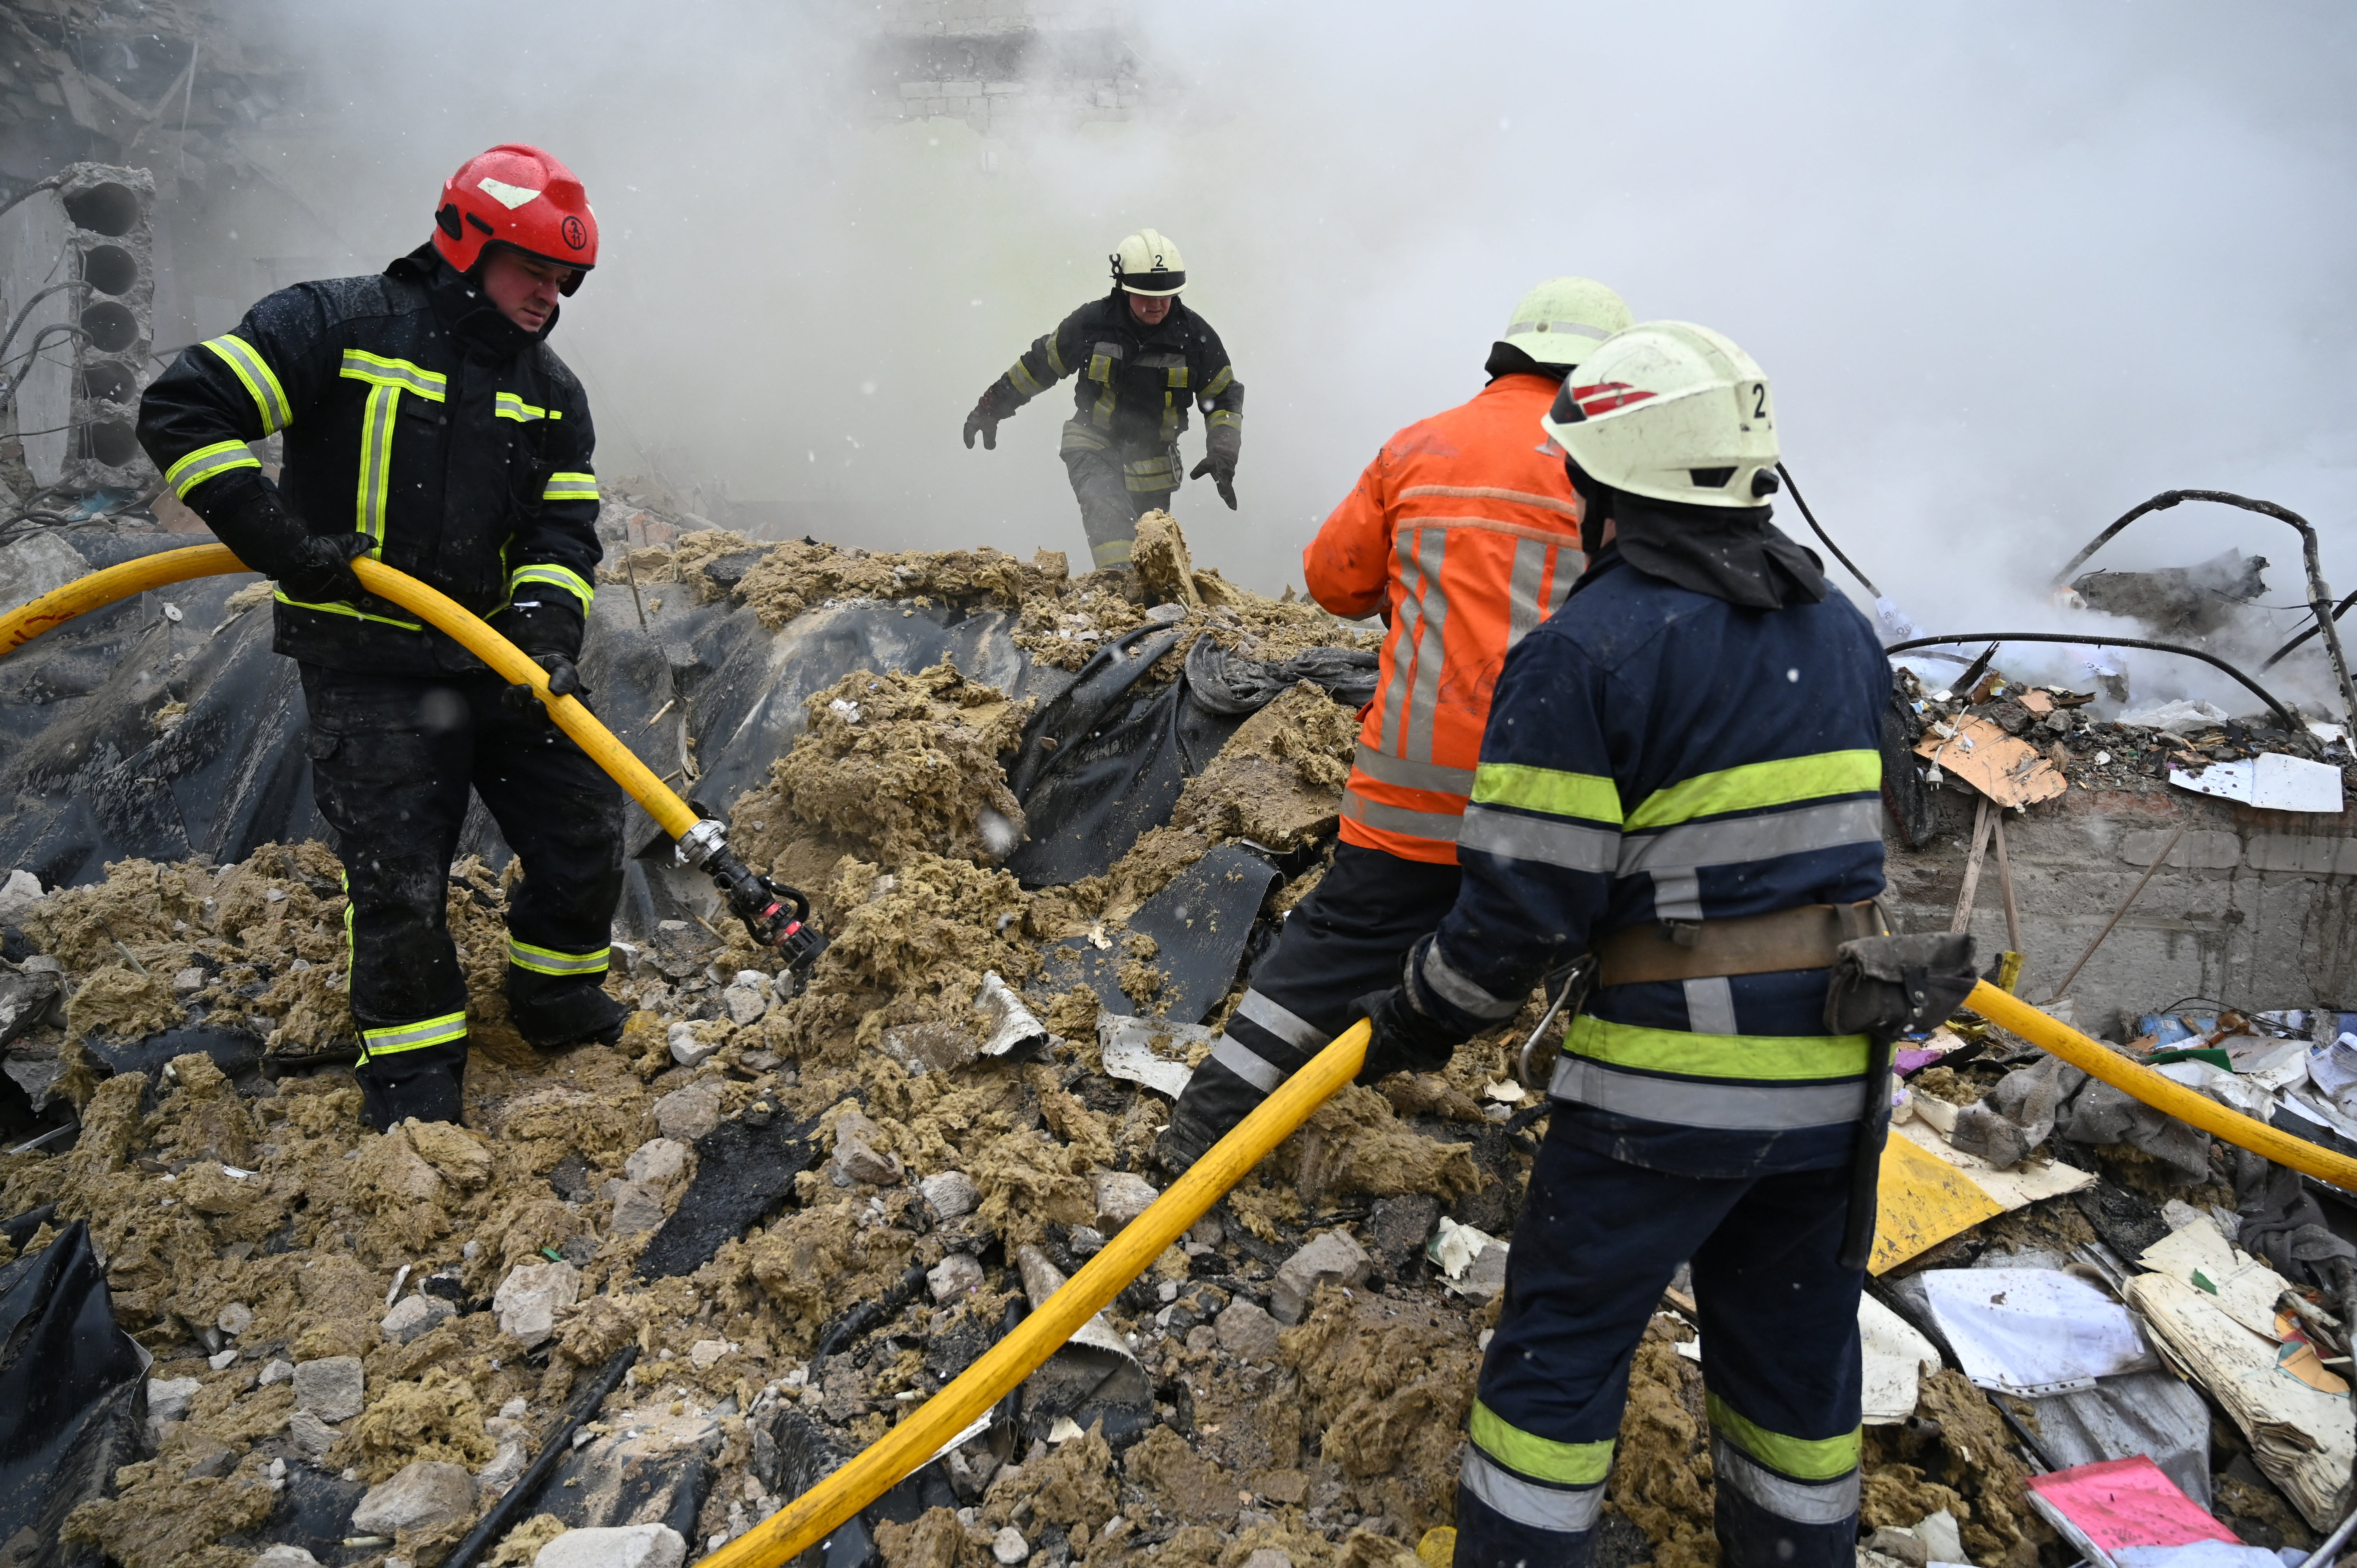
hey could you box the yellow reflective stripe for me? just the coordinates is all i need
[508,563,594,610]
[495,391,557,422]
[1626,751,1880,832]
[1201,365,1234,397]
[353,383,399,548]
[272,587,423,631]
[1165,364,1191,388]
[337,349,447,401]
[1567,1015,1869,1082]
[1469,1401,1613,1486]
[201,334,292,433]
[164,440,261,500]
[1044,335,1069,377]
[1008,361,1044,397]
[1473,762,1623,825]
[1707,1394,1860,1481]
[1091,537,1134,567]
[1206,409,1241,429]
[360,1010,468,1058]
[507,939,611,977]
[541,471,597,502]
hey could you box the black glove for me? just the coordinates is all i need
[502,651,588,715]
[279,531,373,605]
[1353,984,1465,1085]
[1189,454,1238,510]
[963,409,999,450]
[489,596,589,715]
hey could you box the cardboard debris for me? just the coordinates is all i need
[1914,715,2069,807]
[1860,1294,1943,1423]
[1871,1115,2099,1274]
[2022,1455,2246,1568]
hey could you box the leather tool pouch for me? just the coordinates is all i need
[1823,932,1981,1043]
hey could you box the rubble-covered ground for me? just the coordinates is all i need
[1,520,2344,1568]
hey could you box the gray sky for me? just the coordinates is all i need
[230,0,2357,703]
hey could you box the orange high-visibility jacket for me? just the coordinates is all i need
[1303,372,1586,864]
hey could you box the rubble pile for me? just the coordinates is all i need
[5,522,2357,1568]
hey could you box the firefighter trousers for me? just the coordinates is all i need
[299,663,626,1091]
[1158,842,1461,1168]
[1454,1115,1865,1568]
[1061,424,1179,572]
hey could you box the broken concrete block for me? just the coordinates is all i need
[667,1021,721,1068]
[250,1547,323,1568]
[625,1137,690,1193]
[172,964,207,995]
[1215,1298,1282,1362]
[723,981,771,1026]
[1239,1552,1293,1568]
[1271,1230,1371,1325]
[830,1120,904,1186]
[476,1439,526,1495]
[607,1181,668,1235]
[993,1526,1030,1565]
[919,1169,979,1220]
[928,1252,984,1303]
[1366,1193,1441,1279]
[185,1442,237,1479]
[380,1293,455,1344]
[349,1458,476,1534]
[258,1358,294,1387]
[1092,1170,1159,1232]
[208,1349,239,1370]
[145,1375,201,1448]
[493,1259,581,1349]
[533,1524,688,1568]
[653,1079,723,1142]
[286,1410,337,1461]
[217,1301,254,1338]
[293,1356,364,1422]
[0,867,44,922]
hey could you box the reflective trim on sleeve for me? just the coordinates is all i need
[1008,360,1045,398]
[507,938,611,977]
[1707,1396,1863,1484]
[1209,1035,1285,1094]
[1472,762,1623,825]
[1201,365,1234,397]
[1459,1448,1605,1535]
[272,587,423,631]
[541,471,598,503]
[164,439,261,500]
[360,1009,469,1060]
[1419,941,1520,1020]
[1043,334,1069,378]
[1351,742,1474,797]
[1627,750,1881,831]
[1618,798,1883,876]
[1236,989,1330,1054]
[1711,1436,1861,1525]
[1089,536,1133,568]
[1458,803,1616,873]
[201,334,293,433]
[1206,408,1241,429]
[338,349,448,401]
[507,562,594,610]
[1468,1400,1614,1486]
[1565,1015,1869,1082]
[1548,1055,1869,1130]
[1341,787,1467,844]
[494,391,557,422]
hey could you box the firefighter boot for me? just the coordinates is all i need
[506,965,627,1050]
[358,1044,467,1132]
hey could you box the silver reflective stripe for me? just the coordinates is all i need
[1459,803,1617,873]
[1545,547,1579,617]
[1711,1437,1860,1525]
[1377,530,1423,754]
[1459,1448,1603,1534]
[1549,1056,1868,1130]
[1236,989,1329,1054]
[1506,536,1550,649]
[1342,786,1466,844]
[1352,741,1473,796]
[1421,942,1521,1020]
[1684,976,1737,1036]
[1651,867,1703,922]
[1404,531,1451,762]
[356,383,400,545]
[1619,799,1884,876]
[1505,320,1612,343]
[1209,1035,1286,1093]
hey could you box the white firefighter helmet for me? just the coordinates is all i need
[1111,229,1186,295]
[1539,321,1778,509]
[1500,276,1631,367]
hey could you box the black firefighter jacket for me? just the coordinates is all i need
[986,290,1244,459]
[137,244,601,677]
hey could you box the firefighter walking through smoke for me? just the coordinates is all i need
[1349,321,1901,1568]
[963,230,1244,572]
[1155,277,1631,1171]
[137,143,626,1132]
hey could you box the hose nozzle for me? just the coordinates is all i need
[677,819,827,976]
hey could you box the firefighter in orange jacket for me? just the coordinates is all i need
[1156,277,1631,1171]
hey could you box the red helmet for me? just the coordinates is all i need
[432,144,598,295]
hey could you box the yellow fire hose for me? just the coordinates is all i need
[700,1018,1373,1568]
[14,546,2357,1554]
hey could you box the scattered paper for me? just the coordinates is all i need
[2169,753,2345,813]
[1097,1014,1211,1099]
[1429,1216,1509,1300]
[1914,715,2068,807]
[2022,1455,2243,1568]
[1921,1268,2159,1395]
[1860,1293,1943,1423]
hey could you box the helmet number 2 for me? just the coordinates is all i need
[1751,383,1767,418]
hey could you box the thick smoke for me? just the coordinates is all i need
[197,1,2357,705]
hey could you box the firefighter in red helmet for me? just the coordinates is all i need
[138,145,627,1131]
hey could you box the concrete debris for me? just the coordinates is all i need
[919,1169,980,1220]
[1272,1230,1371,1325]
[249,1549,323,1568]
[293,1356,364,1423]
[380,1291,456,1344]
[532,1524,688,1568]
[493,1260,582,1349]
[992,1524,1031,1564]
[928,1252,984,1303]
[1090,1169,1158,1232]
[349,1458,477,1534]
